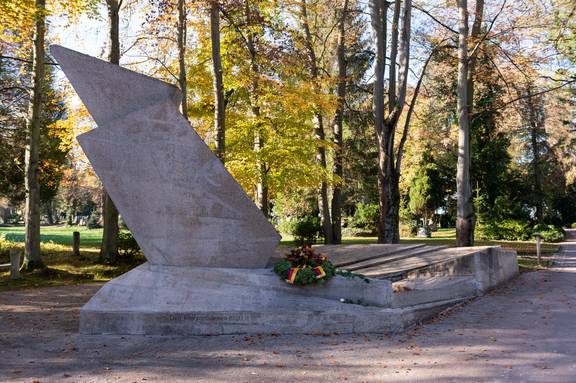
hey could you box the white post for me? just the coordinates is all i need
[534,233,542,266]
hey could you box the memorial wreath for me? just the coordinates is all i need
[273,245,335,285]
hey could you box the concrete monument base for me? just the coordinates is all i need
[80,246,519,336]
[80,263,407,335]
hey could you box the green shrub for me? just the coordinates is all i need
[477,219,531,241]
[117,231,140,257]
[479,221,566,242]
[350,203,379,233]
[282,215,321,245]
[533,224,565,242]
[571,223,576,229]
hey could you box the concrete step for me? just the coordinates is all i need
[391,276,478,308]
[360,247,480,280]
[399,297,472,327]
[268,244,417,268]
[344,245,447,272]
[332,244,426,268]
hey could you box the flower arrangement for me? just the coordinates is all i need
[273,245,335,285]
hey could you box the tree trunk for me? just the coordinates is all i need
[331,0,349,244]
[370,0,386,242]
[388,0,400,113]
[315,114,332,244]
[210,0,225,161]
[22,0,46,272]
[377,150,401,243]
[456,0,475,246]
[527,85,544,222]
[372,0,410,244]
[245,1,268,218]
[299,0,332,243]
[177,0,188,120]
[466,0,484,115]
[100,0,121,262]
[254,127,268,217]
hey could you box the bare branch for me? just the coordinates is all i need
[412,4,457,35]
[0,55,57,65]
[474,78,576,116]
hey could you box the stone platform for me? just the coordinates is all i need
[80,245,518,335]
[80,263,401,335]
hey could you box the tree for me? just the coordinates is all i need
[470,52,511,220]
[331,0,349,243]
[408,161,443,228]
[21,0,47,271]
[297,0,332,243]
[370,0,413,243]
[455,0,474,246]
[99,0,122,262]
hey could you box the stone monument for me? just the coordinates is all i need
[51,45,402,335]
[52,46,519,336]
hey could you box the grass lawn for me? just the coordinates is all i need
[0,225,103,248]
[0,225,560,292]
[0,225,143,292]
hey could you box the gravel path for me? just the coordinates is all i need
[1,234,576,383]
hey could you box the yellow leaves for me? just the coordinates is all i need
[0,0,36,29]
[0,0,98,56]
[47,119,74,153]
[0,0,36,52]
[49,0,100,22]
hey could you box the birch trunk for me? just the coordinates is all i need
[22,0,46,271]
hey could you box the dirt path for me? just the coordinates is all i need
[1,240,576,382]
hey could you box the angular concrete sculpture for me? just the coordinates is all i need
[51,45,279,268]
[52,46,517,336]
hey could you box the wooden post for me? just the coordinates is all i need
[72,231,80,257]
[9,249,21,280]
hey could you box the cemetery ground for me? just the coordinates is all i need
[0,225,559,292]
[0,233,575,382]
